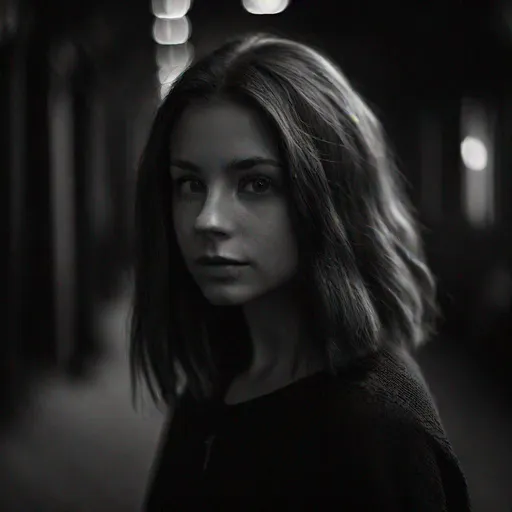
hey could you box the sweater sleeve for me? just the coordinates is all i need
[315,412,472,511]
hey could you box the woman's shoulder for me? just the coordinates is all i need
[322,346,447,444]
[317,347,470,500]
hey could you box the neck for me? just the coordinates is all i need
[241,281,324,381]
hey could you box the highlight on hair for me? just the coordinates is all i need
[129,32,442,411]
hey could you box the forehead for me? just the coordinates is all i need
[169,99,280,164]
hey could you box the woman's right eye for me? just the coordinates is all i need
[174,177,205,194]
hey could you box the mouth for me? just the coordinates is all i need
[193,255,249,281]
[195,255,248,266]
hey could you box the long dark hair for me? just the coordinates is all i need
[129,32,442,410]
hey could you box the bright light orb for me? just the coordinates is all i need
[242,0,289,15]
[461,136,488,171]
[151,0,192,19]
[152,17,191,45]
[156,43,194,69]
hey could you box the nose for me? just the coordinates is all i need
[194,189,235,236]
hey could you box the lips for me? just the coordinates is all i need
[194,256,248,281]
[195,255,248,266]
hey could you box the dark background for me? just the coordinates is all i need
[1,0,511,510]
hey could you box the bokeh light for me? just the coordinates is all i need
[242,0,290,15]
[152,17,191,45]
[151,0,192,19]
[156,43,194,69]
[461,136,488,171]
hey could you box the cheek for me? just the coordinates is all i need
[172,200,195,230]
[261,221,299,273]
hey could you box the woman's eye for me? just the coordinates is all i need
[240,176,273,194]
[175,178,205,194]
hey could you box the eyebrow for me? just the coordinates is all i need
[169,156,282,173]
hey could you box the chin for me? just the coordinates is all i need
[200,283,261,306]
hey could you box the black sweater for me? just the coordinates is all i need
[143,346,472,510]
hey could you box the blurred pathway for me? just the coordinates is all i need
[0,284,166,512]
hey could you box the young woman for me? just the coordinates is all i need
[130,32,472,508]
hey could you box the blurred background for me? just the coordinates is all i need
[1,0,511,510]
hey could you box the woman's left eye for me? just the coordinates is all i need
[240,176,274,194]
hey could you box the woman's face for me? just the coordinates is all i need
[169,99,299,306]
